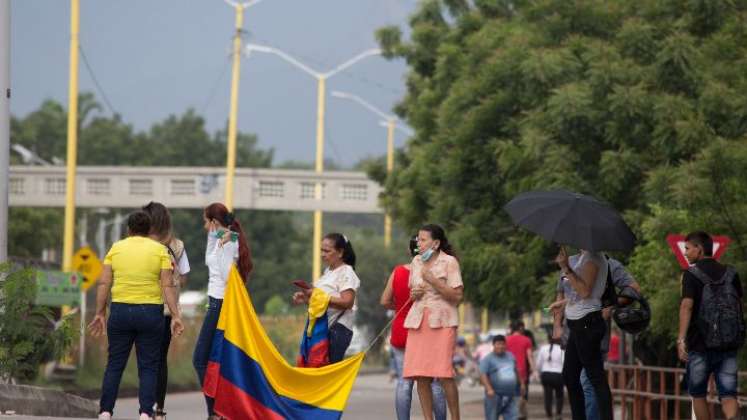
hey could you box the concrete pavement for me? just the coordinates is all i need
[2,374,566,419]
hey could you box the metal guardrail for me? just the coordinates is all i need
[608,363,747,420]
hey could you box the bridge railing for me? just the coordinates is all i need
[607,363,747,420]
[9,165,383,213]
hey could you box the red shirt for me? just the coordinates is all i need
[506,333,532,381]
[608,333,620,363]
[390,265,414,349]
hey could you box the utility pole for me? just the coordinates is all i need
[223,4,244,210]
[0,0,10,264]
[62,0,80,272]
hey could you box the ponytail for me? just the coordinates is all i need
[204,202,253,282]
[324,233,356,268]
[548,343,554,362]
[230,219,253,282]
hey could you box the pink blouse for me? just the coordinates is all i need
[403,251,463,329]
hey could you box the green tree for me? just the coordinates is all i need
[263,295,290,316]
[374,0,747,365]
[0,264,75,382]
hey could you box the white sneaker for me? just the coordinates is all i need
[139,413,153,420]
[98,413,112,420]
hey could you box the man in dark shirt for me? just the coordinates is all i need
[677,231,742,420]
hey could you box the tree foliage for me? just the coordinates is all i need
[0,264,75,381]
[9,94,399,322]
[375,0,747,360]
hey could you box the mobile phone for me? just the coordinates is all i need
[292,280,311,290]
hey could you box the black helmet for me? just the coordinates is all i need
[612,287,651,335]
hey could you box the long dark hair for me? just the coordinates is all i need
[204,203,253,281]
[142,201,172,243]
[419,224,456,257]
[324,233,356,268]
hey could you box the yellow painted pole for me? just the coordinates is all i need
[458,303,465,335]
[224,4,244,210]
[481,308,488,333]
[312,76,326,282]
[62,0,80,273]
[384,119,394,248]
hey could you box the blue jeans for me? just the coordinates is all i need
[329,323,353,363]
[687,350,738,398]
[484,394,518,420]
[581,369,598,420]
[391,347,446,420]
[99,303,164,417]
[192,297,223,417]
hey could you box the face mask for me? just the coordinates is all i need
[421,247,435,262]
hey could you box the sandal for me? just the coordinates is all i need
[155,409,166,420]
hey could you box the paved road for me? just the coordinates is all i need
[4,374,565,419]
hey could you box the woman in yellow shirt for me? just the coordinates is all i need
[88,211,184,420]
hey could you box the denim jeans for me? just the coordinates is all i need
[329,323,353,363]
[581,319,611,420]
[391,347,446,420]
[192,297,223,417]
[484,394,518,420]
[687,350,738,398]
[581,369,598,420]
[563,311,612,420]
[99,303,164,417]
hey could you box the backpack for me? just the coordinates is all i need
[687,265,746,351]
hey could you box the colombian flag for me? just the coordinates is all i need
[297,288,332,368]
[203,266,365,419]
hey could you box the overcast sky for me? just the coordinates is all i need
[10,0,417,167]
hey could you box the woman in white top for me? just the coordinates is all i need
[193,202,253,420]
[293,232,360,363]
[536,333,565,420]
[555,247,612,420]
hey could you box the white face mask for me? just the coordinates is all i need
[420,242,439,262]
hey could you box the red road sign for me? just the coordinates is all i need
[666,234,731,269]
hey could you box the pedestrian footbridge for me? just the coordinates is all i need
[8,166,383,213]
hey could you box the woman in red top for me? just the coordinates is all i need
[381,236,446,420]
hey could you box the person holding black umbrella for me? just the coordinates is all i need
[504,190,635,420]
[555,247,613,420]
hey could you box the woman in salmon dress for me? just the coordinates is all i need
[403,224,464,420]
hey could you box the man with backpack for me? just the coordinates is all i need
[678,231,745,420]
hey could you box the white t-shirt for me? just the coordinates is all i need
[314,264,360,330]
[176,249,191,275]
[536,343,564,374]
[563,251,608,320]
[205,232,238,299]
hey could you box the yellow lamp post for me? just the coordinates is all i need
[222,0,264,210]
[244,43,381,281]
[62,0,80,273]
[330,90,413,248]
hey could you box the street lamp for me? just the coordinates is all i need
[222,0,265,210]
[245,43,381,281]
[62,0,80,273]
[331,90,413,248]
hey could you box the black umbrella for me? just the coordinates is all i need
[503,190,636,252]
